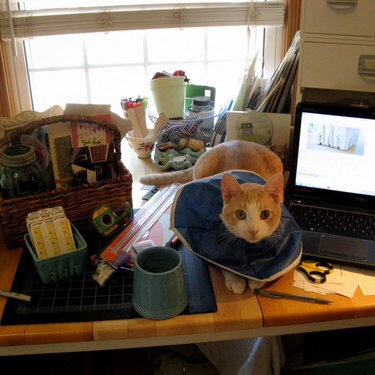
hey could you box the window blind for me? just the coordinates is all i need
[0,1,284,40]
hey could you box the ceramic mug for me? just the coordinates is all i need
[132,246,188,320]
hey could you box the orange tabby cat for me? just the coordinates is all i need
[140,140,284,294]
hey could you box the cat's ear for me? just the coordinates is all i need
[264,173,284,203]
[221,174,242,203]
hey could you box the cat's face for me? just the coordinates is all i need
[220,174,283,243]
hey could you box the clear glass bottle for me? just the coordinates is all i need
[0,144,46,199]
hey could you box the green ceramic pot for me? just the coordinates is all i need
[132,246,188,320]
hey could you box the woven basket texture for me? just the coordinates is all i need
[0,115,132,248]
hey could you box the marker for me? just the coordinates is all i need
[253,289,332,304]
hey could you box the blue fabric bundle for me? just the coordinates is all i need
[171,170,302,282]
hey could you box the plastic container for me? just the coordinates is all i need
[150,76,186,118]
[24,224,87,284]
[153,147,204,171]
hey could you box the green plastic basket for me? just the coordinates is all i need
[24,224,87,284]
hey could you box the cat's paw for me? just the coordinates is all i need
[222,271,247,294]
[247,279,265,291]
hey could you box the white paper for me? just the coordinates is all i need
[293,263,375,299]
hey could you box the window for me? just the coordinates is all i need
[1,1,284,116]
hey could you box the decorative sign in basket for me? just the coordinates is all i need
[0,115,132,248]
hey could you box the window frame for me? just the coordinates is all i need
[0,1,300,117]
[5,26,282,113]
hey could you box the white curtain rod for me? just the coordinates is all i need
[0,1,284,40]
[6,2,283,16]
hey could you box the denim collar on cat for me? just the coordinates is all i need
[171,170,302,282]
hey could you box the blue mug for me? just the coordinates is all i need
[132,246,188,320]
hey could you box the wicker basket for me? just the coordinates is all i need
[0,115,132,248]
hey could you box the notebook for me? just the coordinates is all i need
[287,102,375,268]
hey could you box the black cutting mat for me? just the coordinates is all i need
[1,232,216,325]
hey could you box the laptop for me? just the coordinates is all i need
[287,102,375,268]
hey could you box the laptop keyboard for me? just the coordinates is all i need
[289,204,375,241]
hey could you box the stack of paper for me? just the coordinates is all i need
[27,207,76,259]
[294,265,375,298]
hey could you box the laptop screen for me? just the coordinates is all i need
[293,102,375,199]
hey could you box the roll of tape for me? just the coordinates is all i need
[190,96,211,112]
[91,205,132,237]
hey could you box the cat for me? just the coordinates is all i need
[140,140,284,294]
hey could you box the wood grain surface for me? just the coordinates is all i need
[0,139,374,353]
[258,270,375,327]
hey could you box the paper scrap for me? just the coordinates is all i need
[294,263,375,298]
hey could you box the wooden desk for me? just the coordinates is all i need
[0,140,374,356]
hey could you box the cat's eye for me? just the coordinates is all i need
[260,210,270,220]
[235,209,246,220]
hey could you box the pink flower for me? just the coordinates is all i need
[138,142,154,152]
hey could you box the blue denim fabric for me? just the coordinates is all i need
[172,170,302,280]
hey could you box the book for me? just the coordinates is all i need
[47,121,73,188]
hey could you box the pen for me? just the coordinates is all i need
[0,289,31,302]
[253,289,332,304]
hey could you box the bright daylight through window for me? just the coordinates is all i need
[5,1,284,115]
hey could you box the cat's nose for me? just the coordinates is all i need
[249,229,259,238]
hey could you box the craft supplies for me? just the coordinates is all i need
[122,97,149,138]
[141,186,159,200]
[156,142,177,150]
[188,96,214,144]
[147,112,168,139]
[0,144,46,199]
[253,289,332,304]
[184,84,215,112]
[153,146,204,171]
[293,263,375,298]
[92,262,119,287]
[99,184,179,264]
[189,96,211,112]
[131,240,156,254]
[297,260,334,284]
[0,115,132,249]
[178,137,204,151]
[70,119,115,185]
[26,207,76,259]
[0,289,31,302]
[91,204,133,237]
[92,247,135,287]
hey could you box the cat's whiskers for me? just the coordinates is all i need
[217,227,239,246]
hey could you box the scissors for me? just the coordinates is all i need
[297,260,334,284]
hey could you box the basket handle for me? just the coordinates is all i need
[0,115,122,156]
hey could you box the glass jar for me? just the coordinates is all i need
[0,144,46,199]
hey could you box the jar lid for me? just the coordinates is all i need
[1,145,37,167]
